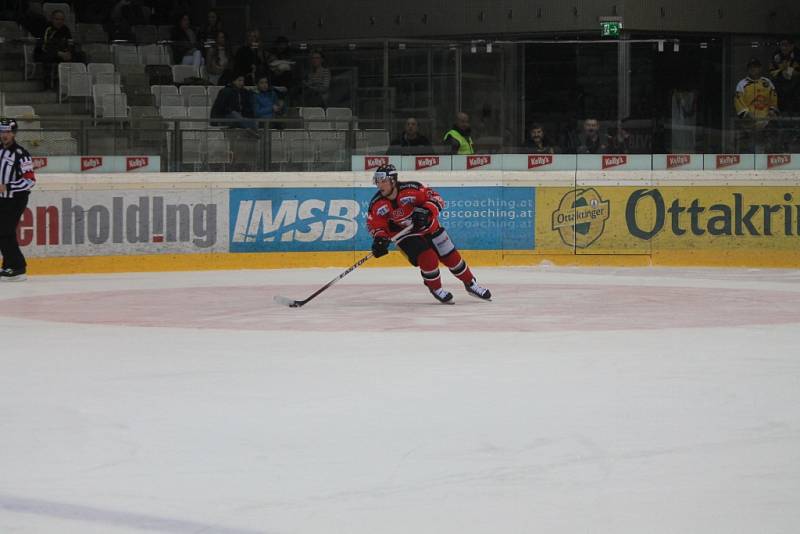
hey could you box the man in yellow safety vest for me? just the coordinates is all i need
[443,112,475,154]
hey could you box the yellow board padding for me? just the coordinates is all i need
[25,247,800,276]
[536,186,800,264]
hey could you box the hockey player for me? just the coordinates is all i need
[366,164,491,304]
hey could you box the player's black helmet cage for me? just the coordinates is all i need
[372,164,398,184]
[0,118,18,133]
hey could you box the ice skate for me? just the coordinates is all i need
[430,287,454,304]
[0,268,27,282]
[465,279,491,300]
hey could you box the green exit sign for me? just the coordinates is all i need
[600,21,622,37]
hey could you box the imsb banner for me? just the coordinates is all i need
[229,186,535,253]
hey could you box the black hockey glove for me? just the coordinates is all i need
[411,206,432,231]
[372,236,390,258]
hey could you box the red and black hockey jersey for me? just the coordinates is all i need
[366,181,444,239]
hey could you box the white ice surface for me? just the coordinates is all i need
[1,266,799,533]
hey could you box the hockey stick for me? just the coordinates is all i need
[274,225,413,308]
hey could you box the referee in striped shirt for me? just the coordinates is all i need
[0,118,35,281]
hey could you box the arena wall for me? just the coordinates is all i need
[24,171,800,274]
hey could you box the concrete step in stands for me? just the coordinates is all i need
[34,102,90,115]
[0,70,24,82]
[40,116,92,129]
[4,90,56,105]
[0,80,45,93]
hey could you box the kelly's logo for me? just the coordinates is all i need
[364,156,389,170]
[81,156,103,171]
[415,156,440,170]
[667,154,691,169]
[527,155,553,169]
[768,154,791,169]
[126,156,149,171]
[551,188,610,249]
[716,154,741,169]
[32,157,48,170]
[602,155,627,169]
[466,155,491,169]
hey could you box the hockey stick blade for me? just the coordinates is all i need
[272,225,414,309]
[274,295,303,307]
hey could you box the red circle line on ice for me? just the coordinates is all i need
[1,283,799,332]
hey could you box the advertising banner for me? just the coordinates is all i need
[536,185,800,256]
[652,154,704,171]
[703,154,756,170]
[19,189,227,257]
[401,155,453,172]
[229,186,536,253]
[350,155,402,172]
[31,156,71,173]
[30,156,161,173]
[755,154,800,170]
[576,154,652,171]
[503,154,577,171]
[451,155,503,171]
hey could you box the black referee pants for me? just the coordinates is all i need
[0,192,29,271]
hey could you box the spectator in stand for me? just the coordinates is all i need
[198,9,222,44]
[108,0,150,41]
[37,9,84,90]
[735,57,779,125]
[251,74,285,124]
[170,13,203,67]
[77,0,118,25]
[234,30,276,86]
[388,117,432,155]
[576,118,608,154]
[205,31,231,85]
[269,36,295,93]
[110,0,149,30]
[18,2,49,39]
[211,74,255,129]
[301,49,330,108]
[524,124,555,154]
[735,57,779,152]
[607,120,632,154]
[167,0,191,23]
[769,39,800,116]
[443,112,475,155]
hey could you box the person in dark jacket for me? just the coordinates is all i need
[234,29,276,86]
[524,124,556,154]
[197,9,223,44]
[37,10,82,89]
[210,74,255,129]
[576,118,608,154]
[388,117,432,155]
[170,13,202,66]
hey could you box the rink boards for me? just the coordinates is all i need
[23,171,800,274]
